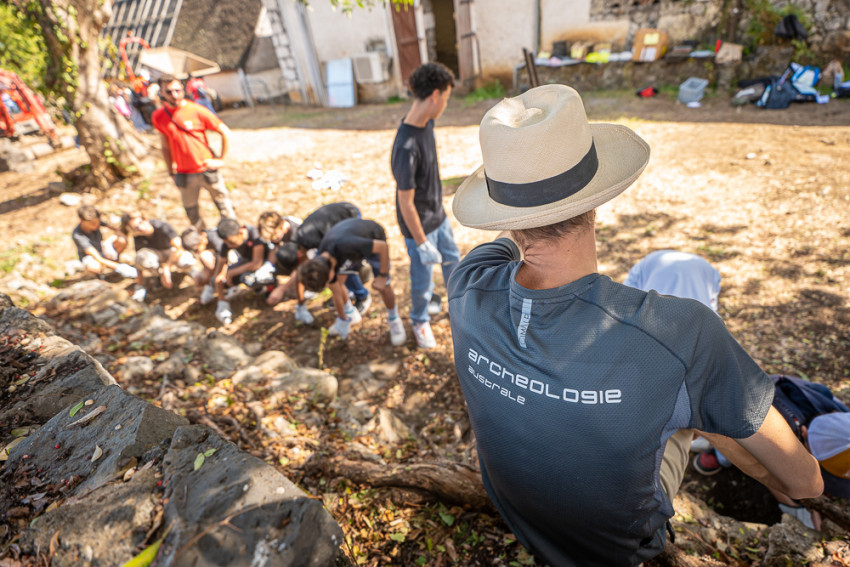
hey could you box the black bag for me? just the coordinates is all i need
[756,68,797,109]
[202,169,220,184]
[774,14,808,40]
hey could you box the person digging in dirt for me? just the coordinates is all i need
[209,218,267,325]
[180,226,220,304]
[447,84,823,566]
[297,217,406,346]
[72,205,135,280]
[694,377,850,530]
[268,202,370,316]
[391,62,461,349]
[120,212,192,302]
[152,74,236,229]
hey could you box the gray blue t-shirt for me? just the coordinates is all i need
[447,239,772,566]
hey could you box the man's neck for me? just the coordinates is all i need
[164,99,186,111]
[514,228,598,290]
[403,99,433,128]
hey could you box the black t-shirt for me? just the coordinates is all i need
[72,224,103,260]
[293,202,360,250]
[390,119,446,239]
[217,224,261,262]
[318,218,385,281]
[205,228,223,253]
[133,219,178,251]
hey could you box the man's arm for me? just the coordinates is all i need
[216,123,230,159]
[698,406,823,500]
[159,133,174,174]
[397,189,427,244]
[226,244,266,283]
[371,239,390,290]
[85,247,120,271]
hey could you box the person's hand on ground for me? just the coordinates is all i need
[115,263,138,279]
[328,317,351,339]
[294,303,314,324]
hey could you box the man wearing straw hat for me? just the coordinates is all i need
[447,84,823,566]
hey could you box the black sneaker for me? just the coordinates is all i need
[354,294,372,314]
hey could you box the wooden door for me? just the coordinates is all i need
[391,4,421,87]
[454,0,478,84]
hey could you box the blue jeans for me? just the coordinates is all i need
[404,217,461,324]
[345,273,368,300]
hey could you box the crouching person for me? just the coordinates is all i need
[209,218,265,324]
[180,226,219,305]
[72,205,135,279]
[121,212,190,301]
[297,218,406,345]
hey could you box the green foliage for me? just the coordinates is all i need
[0,4,48,92]
[744,0,812,52]
[464,81,506,105]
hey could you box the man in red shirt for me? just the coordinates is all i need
[152,75,236,228]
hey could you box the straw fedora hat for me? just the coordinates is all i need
[452,84,650,230]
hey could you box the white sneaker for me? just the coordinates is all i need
[427,293,442,316]
[343,301,362,325]
[388,317,406,346]
[215,300,233,325]
[200,284,216,305]
[131,286,147,303]
[413,321,437,349]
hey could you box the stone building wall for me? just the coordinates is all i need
[588,0,850,57]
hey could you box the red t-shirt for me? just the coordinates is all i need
[152,100,222,174]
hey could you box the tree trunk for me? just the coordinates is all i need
[304,455,495,511]
[11,0,152,190]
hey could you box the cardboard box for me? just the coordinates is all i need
[570,41,593,60]
[632,29,669,62]
[715,42,743,64]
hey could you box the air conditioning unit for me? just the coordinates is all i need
[352,52,389,84]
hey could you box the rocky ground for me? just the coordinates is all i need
[1,88,850,565]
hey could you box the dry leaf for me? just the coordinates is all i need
[91,445,103,462]
[65,405,106,428]
[0,437,26,461]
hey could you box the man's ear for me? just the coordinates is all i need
[429,88,442,103]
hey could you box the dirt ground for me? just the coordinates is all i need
[2,88,850,564]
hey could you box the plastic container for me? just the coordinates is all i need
[678,77,709,103]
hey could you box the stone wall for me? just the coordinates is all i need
[585,0,850,58]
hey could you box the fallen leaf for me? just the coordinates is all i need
[84,399,94,406]
[65,405,106,428]
[0,437,27,461]
[203,448,217,458]
[91,445,103,462]
[10,427,31,437]
[193,453,205,471]
[69,401,85,417]
[121,538,162,567]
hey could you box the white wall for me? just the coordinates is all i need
[539,0,593,51]
[473,0,537,81]
[305,2,391,62]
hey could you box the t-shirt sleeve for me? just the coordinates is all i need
[196,104,222,131]
[156,220,178,243]
[391,140,417,191]
[448,238,520,300]
[682,311,774,438]
[72,230,94,254]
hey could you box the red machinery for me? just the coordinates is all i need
[119,35,150,94]
[0,69,58,145]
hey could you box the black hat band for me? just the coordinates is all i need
[485,142,598,208]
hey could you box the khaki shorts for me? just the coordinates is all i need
[660,429,693,500]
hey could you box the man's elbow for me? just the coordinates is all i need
[786,456,824,500]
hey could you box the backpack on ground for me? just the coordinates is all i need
[756,67,797,109]
[789,63,821,101]
[771,374,850,438]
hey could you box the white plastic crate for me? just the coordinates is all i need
[678,77,709,104]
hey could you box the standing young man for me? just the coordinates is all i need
[447,84,822,566]
[390,62,461,349]
[152,75,236,228]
